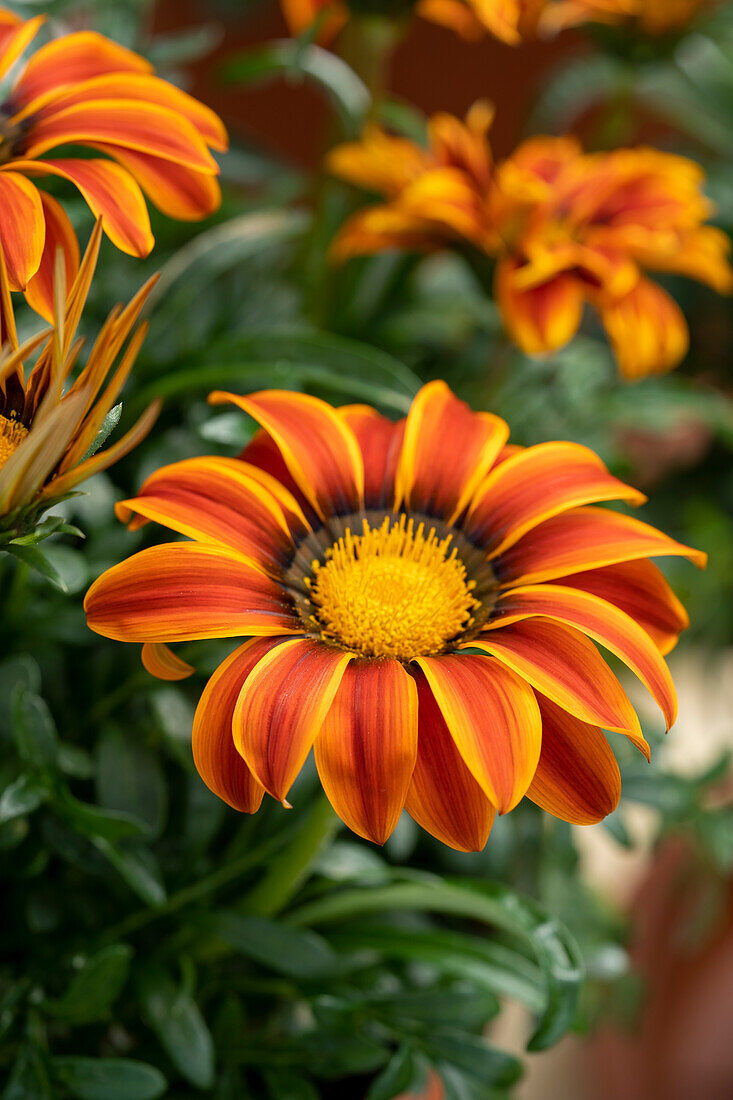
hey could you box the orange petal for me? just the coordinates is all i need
[596,278,689,380]
[555,560,690,656]
[84,543,300,643]
[339,405,405,510]
[26,72,227,151]
[417,0,521,43]
[89,143,221,221]
[0,171,44,289]
[495,258,584,356]
[498,506,707,586]
[464,443,646,558]
[240,427,314,529]
[466,618,642,736]
[141,642,195,682]
[493,584,678,729]
[405,667,495,852]
[232,638,353,803]
[116,456,294,576]
[23,191,80,321]
[0,14,43,83]
[314,659,418,845]
[396,380,509,523]
[414,653,541,813]
[11,30,153,108]
[13,157,153,257]
[210,390,364,521]
[24,100,218,174]
[192,638,283,813]
[527,697,621,826]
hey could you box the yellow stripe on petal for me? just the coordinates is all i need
[141,642,195,682]
[0,171,45,290]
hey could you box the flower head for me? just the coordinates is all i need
[542,0,710,36]
[85,382,703,851]
[330,110,733,378]
[0,7,226,320]
[0,221,159,537]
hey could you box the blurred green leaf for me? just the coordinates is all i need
[200,911,338,979]
[93,838,167,908]
[138,967,215,1090]
[368,1045,425,1100]
[0,773,49,824]
[95,728,168,839]
[51,1057,166,1100]
[12,688,59,771]
[4,1043,54,1100]
[44,945,133,1025]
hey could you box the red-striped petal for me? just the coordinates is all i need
[13,157,153,257]
[116,456,295,575]
[314,659,418,844]
[12,31,153,108]
[405,667,495,852]
[465,617,643,736]
[554,560,689,656]
[396,381,509,523]
[84,543,300,643]
[339,405,405,510]
[414,653,541,813]
[89,143,221,220]
[24,191,80,321]
[497,506,707,586]
[493,584,678,729]
[495,258,584,356]
[0,14,43,83]
[141,642,195,682]
[210,390,364,520]
[0,171,44,289]
[239,428,314,528]
[464,443,646,557]
[23,100,217,174]
[192,639,283,813]
[233,638,353,803]
[527,697,621,826]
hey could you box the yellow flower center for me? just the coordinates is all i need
[0,414,28,468]
[308,515,480,662]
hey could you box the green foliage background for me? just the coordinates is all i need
[2,1,733,1097]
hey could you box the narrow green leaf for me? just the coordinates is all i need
[11,687,59,770]
[0,773,49,824]
[368,1046,424,1100]
[80,404,122,462]
[3,544,68,590]
[199,912,338,979]
[4,1044,54,1100]
[45,945,133,1025]
[95,728,168,839]
[93,838,167,908]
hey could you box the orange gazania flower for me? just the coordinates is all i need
[493,138,733,378]
[330,112,733,378]
[0,222,159,535]
[543,0,710,36]
[85,383,703,851]
[0,8,226,320]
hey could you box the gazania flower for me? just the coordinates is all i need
[0,221,159,537]
[0,7,226,320]
[543,0,710,36]
[328,101,497,259]
[85,382,703,852]
[330,112,733,378]
[493,138,733,378]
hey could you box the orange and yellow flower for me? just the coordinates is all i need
[330,110,733,378]
[85,382,703,851]
[0,8,226,320]
[542,0,710,36]
[0,222,159,532]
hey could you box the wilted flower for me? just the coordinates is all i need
[330,110,733,378]
[0,222,159,544]
[0,7,226,320]
[85,382,703,851]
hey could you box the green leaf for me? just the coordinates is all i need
[263,1071,319,1100]
[222,42,370,135]
[95,728,168,839]
[4,1044,54,1100]
[51,1058,166,1100]
[138,967,215,1090]
[0,773,49,824]
[3,543,68,590]
[368,1046,424,1100]
[11,687,59,770]
[80,404,122,462]
[288,874,582,1051]
[419,1032,521,1090]
[52,788,146,843]
[45,945,133,1025]
[200,911,338,979]
[93,838,167,908]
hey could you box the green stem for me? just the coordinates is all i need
[241,793,339,918]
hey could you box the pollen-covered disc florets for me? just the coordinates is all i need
[306,514,481,662]
[0,414,28,468]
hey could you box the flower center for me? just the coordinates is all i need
[305,514,481,662]
[0,413,28,468]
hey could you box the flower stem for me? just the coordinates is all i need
[242,792,339,918]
